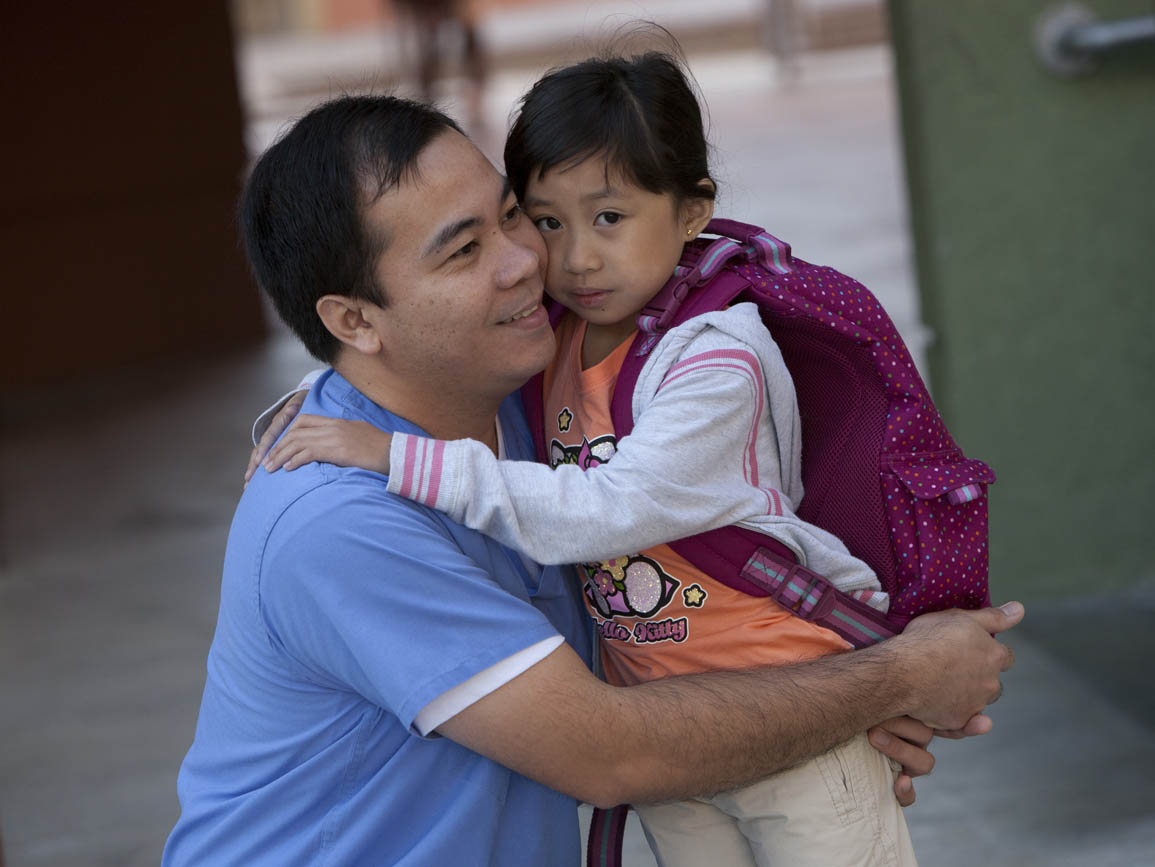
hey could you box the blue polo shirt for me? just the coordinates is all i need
[163,371,591,866]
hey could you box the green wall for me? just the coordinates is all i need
[887,1,1155,600]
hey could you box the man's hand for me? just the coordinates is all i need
[262,415,394,475]
[896,602,1023,731]
[867,712,992,806]
[245,390,309,483]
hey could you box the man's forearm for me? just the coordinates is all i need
[596,604,1016,806]
[442,604,1018,809]
[599,638,908,805]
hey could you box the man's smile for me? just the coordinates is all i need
[497,301,547,326]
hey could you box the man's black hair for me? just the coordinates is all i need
[240,95,463,362]
[504,52,715,205]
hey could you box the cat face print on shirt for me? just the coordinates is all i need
[549,434,681,621]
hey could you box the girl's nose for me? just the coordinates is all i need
[563,233,600,275]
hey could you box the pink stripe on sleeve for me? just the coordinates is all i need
[424,440,445,507]
[658,350,765,488]
[399,435,419,499]
[413,438,428,501]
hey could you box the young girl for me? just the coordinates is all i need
[260,52,917,867]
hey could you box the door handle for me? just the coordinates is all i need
[1036,2,1155,77]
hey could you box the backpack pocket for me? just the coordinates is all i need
[881,452,995,619]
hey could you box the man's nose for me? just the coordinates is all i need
[496,231,542,290]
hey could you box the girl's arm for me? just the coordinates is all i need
[244,369,326,482]
[262,413,392,475]
[389,324,795,564]
[264,356,772,562]
[260,316,879,597]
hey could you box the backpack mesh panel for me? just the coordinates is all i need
[770,315,898,592]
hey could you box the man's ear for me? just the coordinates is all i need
[682,179,716,238]
[316,295,383,355]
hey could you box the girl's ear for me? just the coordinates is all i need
[682,179,716,238]
[316,295,384,355]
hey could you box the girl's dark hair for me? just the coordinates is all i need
[504,51,714,205]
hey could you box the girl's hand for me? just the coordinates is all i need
[261,415,393,474]
[867,712,994,807]
[868,716,936,807]
[245,390,308,483]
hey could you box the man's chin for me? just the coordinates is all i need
[508,328,557,390]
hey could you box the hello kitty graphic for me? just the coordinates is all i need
[549,433,617,471]
[549,435,680,619]
[580,554,680,618]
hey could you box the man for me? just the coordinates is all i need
[164,96,1019,865]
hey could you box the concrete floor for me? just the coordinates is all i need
[3,7,1154,865]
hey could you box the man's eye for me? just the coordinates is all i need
[595,212,622,226]
[502,203,523,224]
[534,216,562,232]
[451,240,479,259]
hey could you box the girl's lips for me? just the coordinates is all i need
[571,290,610,308]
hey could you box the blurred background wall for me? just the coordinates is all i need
[1,2,1152,865]
[888,0,1155,602]
[1,3,266,389]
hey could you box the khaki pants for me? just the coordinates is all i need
[634,733,917,866]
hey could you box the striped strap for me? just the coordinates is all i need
[739,548,899,648]
[635,223,795,356]
[587,805,628,867]
[946,484,983,505]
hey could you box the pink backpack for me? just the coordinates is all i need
[521,219,995,866]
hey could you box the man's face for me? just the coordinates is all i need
[361,131,554,404]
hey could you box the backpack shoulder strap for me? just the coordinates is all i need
[610,220,777,437]
[668,528,899,648]
[608,220,898,648]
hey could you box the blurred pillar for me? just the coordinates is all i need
[762,0,802,74]
[1,2,265,388]
[886,0,1155,600]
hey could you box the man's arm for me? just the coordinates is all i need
[440,602,1021,809]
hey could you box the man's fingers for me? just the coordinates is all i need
[969,601,1025,635]
[962,712,994,736]
[934,712,994,740]
[1000,643,1015,672]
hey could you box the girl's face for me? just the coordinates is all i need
[522,155,710,344]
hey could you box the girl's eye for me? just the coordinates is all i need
[534,216,562,232]
[502,203,523,224]
[595,212,623,227]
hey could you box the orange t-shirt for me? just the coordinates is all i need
[542,313,850,687]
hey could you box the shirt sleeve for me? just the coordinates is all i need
[260,481,562,732]
[413,636,564,735]
[385,328,791,565]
